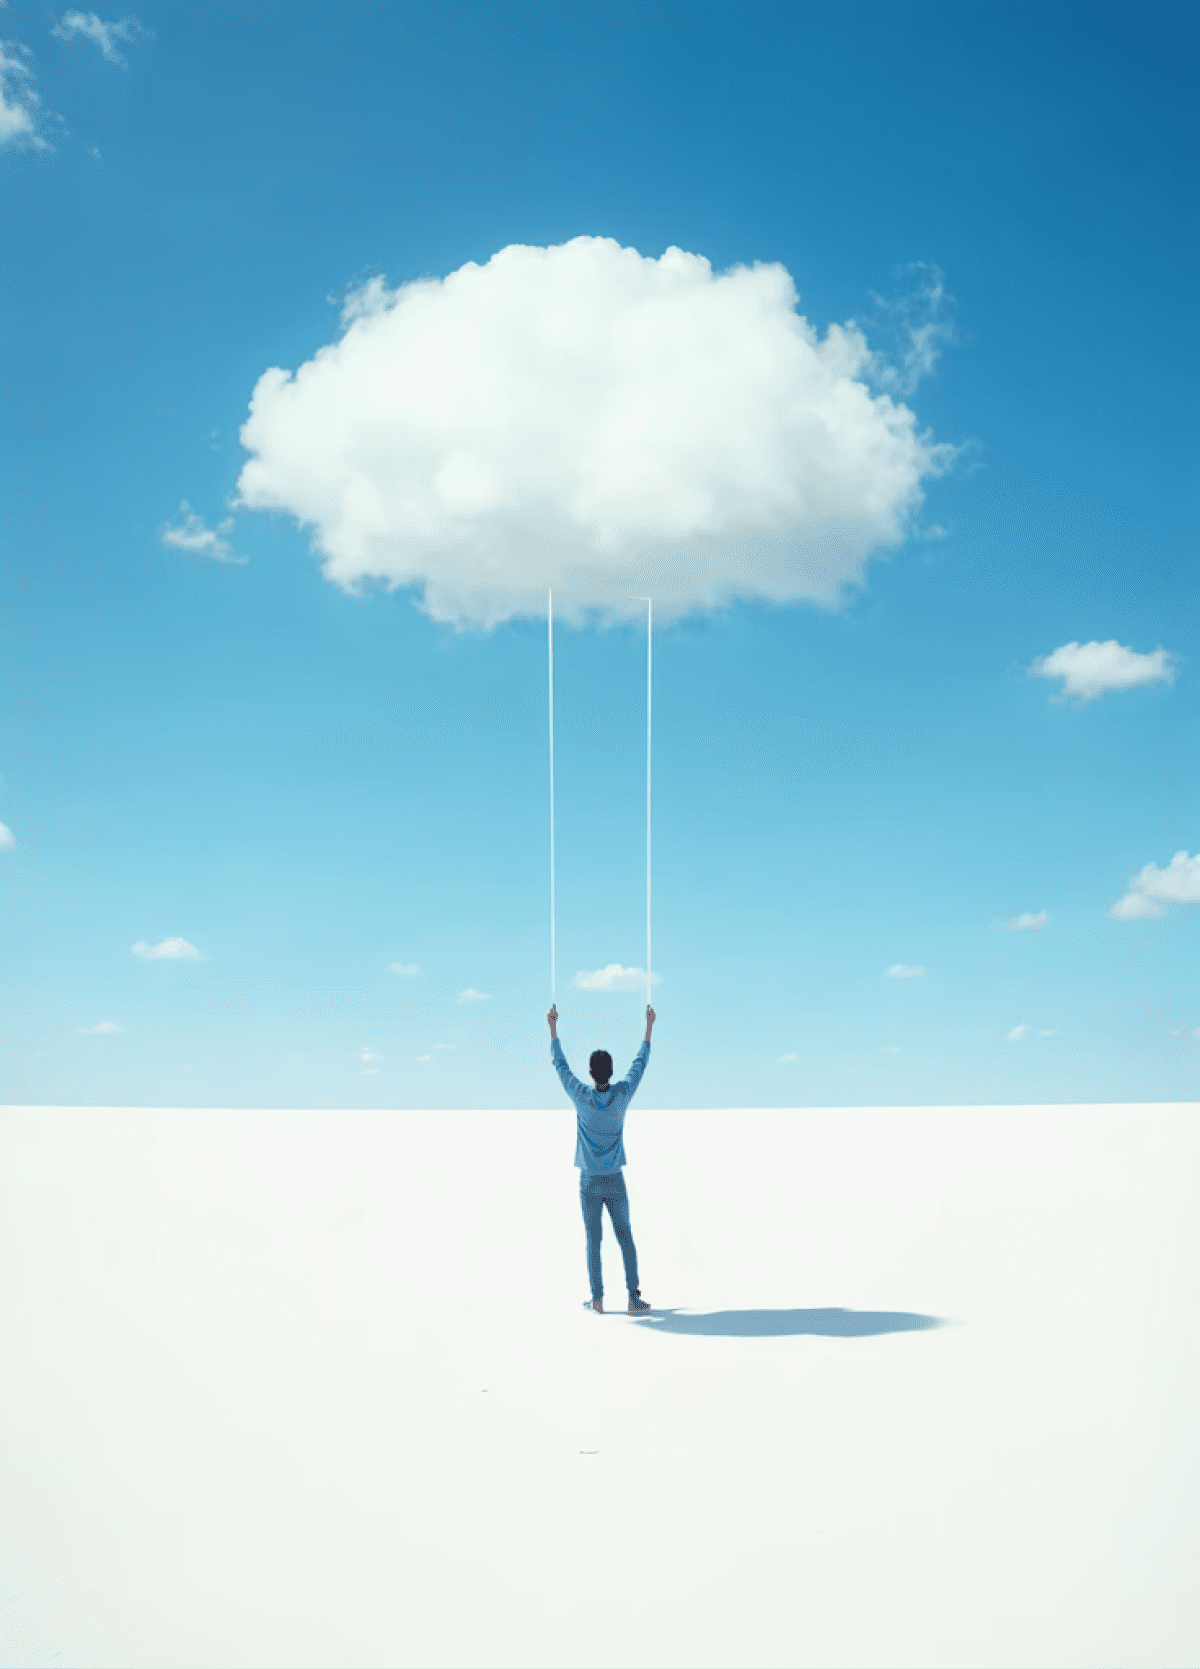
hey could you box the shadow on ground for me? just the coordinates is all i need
[631,1307,945,1337]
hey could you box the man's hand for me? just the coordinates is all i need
[645,1004,656,1042]
[547,1003,558,1039]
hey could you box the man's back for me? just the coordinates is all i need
[551,1038,650,1172]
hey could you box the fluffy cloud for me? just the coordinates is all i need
[360,1047,384,1063]
[573,964,660,992]
[1030,641,1176,700]
[1110,851,1200,920]
[998,911,1052,931]
[457,987,490,1002]
[1006,1024,1030,1042]
[132,937,203,960]
[886,964,924,979]
[1,40,50,149]
[51,11,148,67]
[236,238,954,628]
[161,502,245,565]
[0,821,14,850]
[79,1021,122,1034]
[387,961,422,977]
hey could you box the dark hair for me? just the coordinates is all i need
[589,1050,613,1086]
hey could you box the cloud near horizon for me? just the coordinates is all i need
[999,911,1052,930]
[79,1021,123,1034]
[1110,851,1200,920]
[132,937,203,960]
[1030,641,1176,700]
[236,237,954,628]
[573,964,661,992]
[387,961,422,977]
[51,11,149,68]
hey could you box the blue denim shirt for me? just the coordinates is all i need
[551,1037,650,1173]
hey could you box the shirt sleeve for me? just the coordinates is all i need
[620,1040,650,1102]
[551,1038,587,1102]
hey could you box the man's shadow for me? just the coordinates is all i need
[631,1306,945,1337]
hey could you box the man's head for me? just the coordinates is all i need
[589,1049,613,1088]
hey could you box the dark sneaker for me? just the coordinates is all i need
[584,1297,604,1313]
[628,1294,651,1314]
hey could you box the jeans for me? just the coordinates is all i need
[579,1169,640,1300]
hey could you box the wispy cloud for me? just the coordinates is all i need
[886,964,925,980]
[880,1045,900,1054]
[1168,1024,1200,1040]
[457,987,490,1003]
[51,11,150,69]
[387,961,422,977]
[863,263,959,396]
[573,964,661,992]
[79,1020,122,1034]
[1030,641,1176,701]
[132,936,203,960]
[997,911,1052,931]
[1,39,51,150]
[417,1053,433,1062]
[1006,1024,1030,1042]
[778,1051,798,1063]
[0,821,14,850]
[360,1047,384,1064]
[433,1042,453,1051]
[161,502,245,565]
[1110,851,1200,920]
[1039,1029,1055,1038]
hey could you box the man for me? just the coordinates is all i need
[547,1000,656,1315]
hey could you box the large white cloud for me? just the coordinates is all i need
[1110,851,1200,920]
[236,238,953,628]
[1030,641,1176,701]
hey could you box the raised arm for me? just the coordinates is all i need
[547,1004,587,1100]
[623,1007,656,1101]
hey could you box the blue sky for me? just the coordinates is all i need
[2,0,1196,1109]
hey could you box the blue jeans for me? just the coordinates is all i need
[579,1170,640,1301]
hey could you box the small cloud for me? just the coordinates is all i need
[863,262,959,396]
[51,11,150,69]
[1030,640,1177,701]
[360,1046,384,1063]
[573,964,661,992]
[998,911,1052,931]
[79,1020,122,1034]
[1169,1024,1200,1040]
[778,1051,798,1063]
[89,143,100,158]
[1110,851,1200,920]
[886,964,925,979]
[457,987,490,1003]
[432,1042,452,1051]
[0,821,14,850]
[0,39,52,151]
[417,1053,432,1062]
[387,961,422,977]
[361,1068,380,1077]
[1006,1024,1030,1042]
[1039,1029,1055,1038]
[132,936,203,960]
[880,1045,900,1054]
[161,502,246,565]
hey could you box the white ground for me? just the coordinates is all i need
[1,1102,1197,1669]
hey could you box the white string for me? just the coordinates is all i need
[646,597,652,1011]
[548,589,556,1004]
